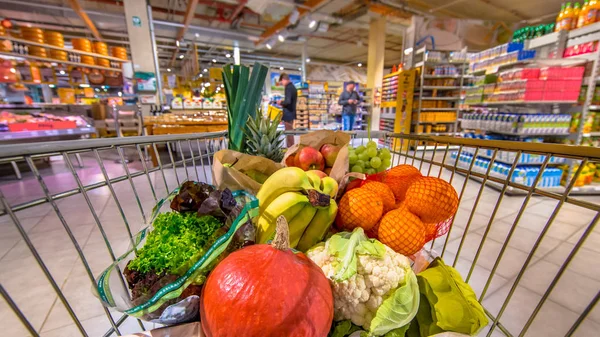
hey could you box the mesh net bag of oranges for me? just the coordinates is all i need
[336,165,458,256]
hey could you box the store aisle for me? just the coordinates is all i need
[0,157,598,336]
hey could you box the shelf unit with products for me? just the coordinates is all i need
[459,25,600,194]
[294,88,309,130]
[412,48,468,139]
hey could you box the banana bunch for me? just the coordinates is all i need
[256,167,339,251]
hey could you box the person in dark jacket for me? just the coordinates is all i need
[277,73,297,147]
[338,81,362,131]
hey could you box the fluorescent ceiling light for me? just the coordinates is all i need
[309,19,317,29]
[212,59,217,63]
[179,54,184,59]
[79,84,90,87]
[167,68,171,72]
[358,63,362,67]
[306,58,311,63]
[203,68,208,72]
[226,53,231,58]
[266,43,272,50]
[280,66,284,70]
[278,34,285,42]
[176,40,180,47]
[195,33,199,38]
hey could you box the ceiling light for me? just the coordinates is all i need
[298,67,302,71]
[279,66,284,70]
[225,53,231,58]
[306,58,311,63]
[167,68,171,72]
[59,70,65,75]
[49,84,55,88]
[266,43,272,50]
[195,33,199,38]
[203,68,208,72]
[358,63,362,67]
[278,34,285,42]
[118,92,122,97]
[176,40,180,47]
[79,84,90,88]
[289,9,300,24]
[179,54,184,59]
[212,59,217,63]
[309,19,317,29]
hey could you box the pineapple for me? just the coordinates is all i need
[244,111,285,162]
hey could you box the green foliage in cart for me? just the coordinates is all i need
[222,62,269,153]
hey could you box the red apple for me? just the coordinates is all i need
[320,144,341,167]
[294,146,325,171]
[308,170,327,178]
[285,153,296,167]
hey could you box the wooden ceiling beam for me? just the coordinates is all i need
[170,0,199,67]
[67,0,103,41]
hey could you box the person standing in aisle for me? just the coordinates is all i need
[338,81,362,131]
[277,73,297,147]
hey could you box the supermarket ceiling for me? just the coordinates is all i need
[0,0,565,71]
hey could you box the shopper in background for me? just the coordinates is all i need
[277,73,297,147]
[338,81,362,131]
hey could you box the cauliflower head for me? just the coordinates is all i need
[307,229,412,330]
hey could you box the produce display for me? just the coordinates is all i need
[0,110,90,132]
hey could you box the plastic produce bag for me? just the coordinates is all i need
[94,184,259,324]
[412,258,488,336]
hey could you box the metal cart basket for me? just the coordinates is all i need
[0,131,598,337]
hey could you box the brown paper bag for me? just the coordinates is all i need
[282,130,351,183]
[212,150,283,195]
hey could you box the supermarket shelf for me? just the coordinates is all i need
[1,36,128,62]
[0,51,122,72]
[380,113,396,120]
[568,20,600,39]
[423,74,463,79]
[484,130,570,137]
[415,60,468,67]
[381,101,397,108]
[0,127,96,142]
[589,105,600,110]
[472,100,578,106]
[525,32,561,49]
[414,121,457,125]
[420,108,458,111]
[420,86,461,90]
[582,132,600,137]
[468,152,567,166]
[420,97,460,101]
[456,170,600,196]
[416,145,461,151]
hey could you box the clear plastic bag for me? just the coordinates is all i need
[94,186,258,324]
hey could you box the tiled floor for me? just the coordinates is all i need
[1,149,599,336]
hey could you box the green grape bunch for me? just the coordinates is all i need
[347,140,393,175]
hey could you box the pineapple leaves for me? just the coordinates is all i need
[222,62,268,153]
[244,111,284,162]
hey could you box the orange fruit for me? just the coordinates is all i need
[365,221,380,239]
[336,188,383,231]
[361,181,395,212]
[384,165,422,202]
[405,177,458,224]
[378,207,426,256]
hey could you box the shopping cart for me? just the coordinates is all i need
[0,130,598,337]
